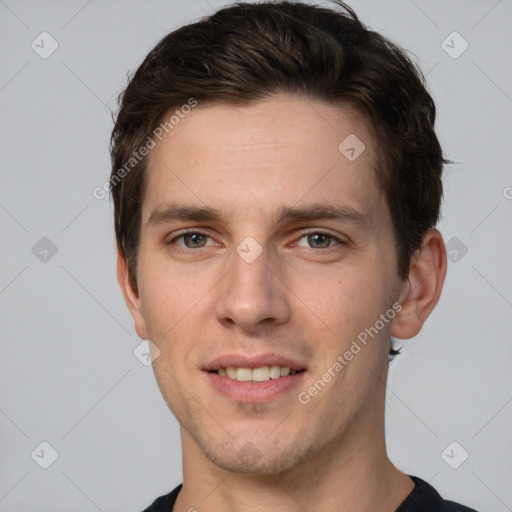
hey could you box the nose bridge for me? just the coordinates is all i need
[214,241,290,329]
[228,242,273,304]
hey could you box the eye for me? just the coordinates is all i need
[296,232,341,249]
[170,231,213,249]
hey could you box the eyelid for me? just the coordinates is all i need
[293,229,348,247]
[164,228,348,251]
[166,229,216,248]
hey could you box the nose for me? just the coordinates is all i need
[214,245,291,332]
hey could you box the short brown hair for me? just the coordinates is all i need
[110,1,447,354]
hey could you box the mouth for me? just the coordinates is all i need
[204,356,308,402]
[209,366,306,382]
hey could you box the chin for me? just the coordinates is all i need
[195,431,320,477]
[206,447,305,476]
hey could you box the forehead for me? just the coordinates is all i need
[143,94,384,224]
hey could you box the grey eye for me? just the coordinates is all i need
[307,233,332,248]
[183,233,208,248]
[296,232,339,249]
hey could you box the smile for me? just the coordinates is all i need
[211,366,304,382]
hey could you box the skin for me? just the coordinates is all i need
[117,94,447,512]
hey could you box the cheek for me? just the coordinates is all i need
[137,250,220,366]
[291,268,378,331]
[296,271,394,374]
[137,251,193,337]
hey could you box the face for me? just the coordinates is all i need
[124,94,406,475]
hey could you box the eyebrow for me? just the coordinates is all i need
[147,202,373,230]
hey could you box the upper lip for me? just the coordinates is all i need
[203,353,307,372]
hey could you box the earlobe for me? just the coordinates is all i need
[391,229,447,340]
[116,245,148,339]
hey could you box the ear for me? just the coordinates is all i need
[391,228,447,340]
[116,245,148,340]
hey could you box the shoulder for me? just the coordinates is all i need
[397,475,479,512]
[140,484,182,512]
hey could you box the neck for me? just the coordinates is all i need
[174,404,413,512]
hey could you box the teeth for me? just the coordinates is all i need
[217,366,300,382]
[236,368,253,381]
[269,365,281,379]
[252,366,270,381]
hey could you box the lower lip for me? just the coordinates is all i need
[205,371,306,402]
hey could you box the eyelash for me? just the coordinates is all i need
[166,230,216,253]
[165,229,346,253]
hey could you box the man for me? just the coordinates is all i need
[110,1,478,510]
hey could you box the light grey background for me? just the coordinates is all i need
[1,0,511,511]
